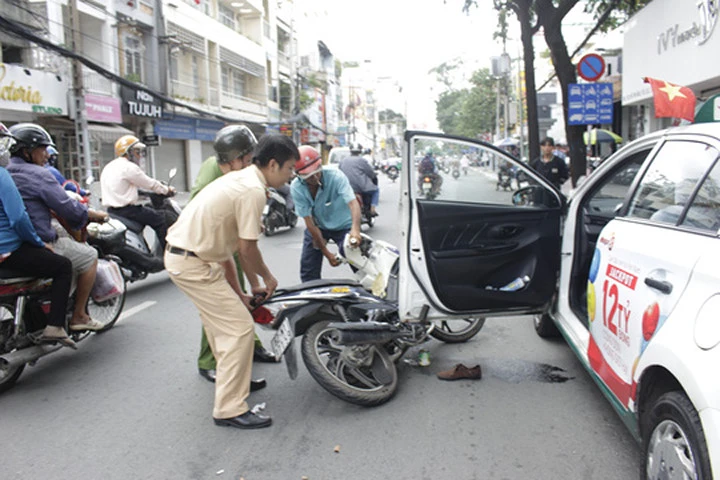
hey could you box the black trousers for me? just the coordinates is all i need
[108,205,168,249]
[2,243,72,327]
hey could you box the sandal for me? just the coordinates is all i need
[69,318,104,332]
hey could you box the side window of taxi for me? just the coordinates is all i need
[585,150,648,216]
[626,141,720,231]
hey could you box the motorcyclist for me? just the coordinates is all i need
[0,122,76,348]
[417,147,442,195]
[45,146,90,197]
[100,135,175,249]
[7,123,108,334]
[339,143,379,217]
[290,145,362,282]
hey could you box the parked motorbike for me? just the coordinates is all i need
[0,224,126,393]
[255,233,485,406]
[105,169,181,282]
[262,186,297,236]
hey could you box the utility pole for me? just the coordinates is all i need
[68,0,93,184]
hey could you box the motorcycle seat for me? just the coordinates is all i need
[0,267,39,284]
[275,278,362,295]
[108,214,144,233]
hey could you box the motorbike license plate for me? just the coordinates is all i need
[422,182,432,192]
[270,318,293,359]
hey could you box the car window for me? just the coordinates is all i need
[681,158,720,232]
[627,141,719,223]
[585,149,649,216]
[410,136,560,208]
[328,148,350,166]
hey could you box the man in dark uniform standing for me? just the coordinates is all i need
[530,137,569,189]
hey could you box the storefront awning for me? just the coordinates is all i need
[87,123,134,144]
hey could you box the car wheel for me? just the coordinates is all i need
[641,391,712,480]
[533,313,559,338]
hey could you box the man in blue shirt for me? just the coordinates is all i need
[290,145,361,282]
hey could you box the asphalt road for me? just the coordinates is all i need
[0,169,640,480]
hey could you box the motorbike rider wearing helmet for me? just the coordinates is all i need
[290,145,362,282]
[417,146,443,195]
[339,143,379,217]
[45,146,89,196]
[7,123,108,334]
[0,123,76,348]
[190,125,278,384]
[100,135,175,249]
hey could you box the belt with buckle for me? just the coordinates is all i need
[166,246,198,258]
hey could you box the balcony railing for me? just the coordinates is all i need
[170,78,203,103]
[220,91,267,118]
[84,68,114,95]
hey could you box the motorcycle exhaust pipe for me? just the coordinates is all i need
[327,323,402,346]
[0,344,62,370]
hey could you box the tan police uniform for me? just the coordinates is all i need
[164,165,267,419]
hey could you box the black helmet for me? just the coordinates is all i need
[9,123,55,154]
[349,143,362,154]
[214,124,257,164]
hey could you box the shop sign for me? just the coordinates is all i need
[84,94,122,123]
[0,63,67,114]
[300,127,325,144]
[121,85,163,118]
[657,0,718,55]
[154,115,224,141]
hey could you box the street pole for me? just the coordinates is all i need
[69,0,93,184]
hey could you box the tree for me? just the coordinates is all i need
[432,61,498,138]
[463,0,649,186]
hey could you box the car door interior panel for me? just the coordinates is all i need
[415,201,561,311]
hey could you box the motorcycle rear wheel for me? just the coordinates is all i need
[301,321,398,407]
[0,304,25,392]
[430,317,485,343]
[87,283,126,333]
[263,217,276,237]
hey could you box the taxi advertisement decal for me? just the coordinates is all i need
[587,243,644,409]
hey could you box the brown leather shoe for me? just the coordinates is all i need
[436,363,482,381]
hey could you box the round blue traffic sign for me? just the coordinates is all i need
[577,54,606,82]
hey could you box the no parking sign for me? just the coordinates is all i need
[577,54,606,82]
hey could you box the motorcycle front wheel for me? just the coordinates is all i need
[301,321,398,407]
[0,304,25,393]
[87,283,126,333]
[430,317,485,343]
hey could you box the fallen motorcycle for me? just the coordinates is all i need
[256,233,485,406]
[0,223,126,393]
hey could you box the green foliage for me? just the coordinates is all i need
[583,0,652,31]
[435,67,497,138]
[379,109,406,130]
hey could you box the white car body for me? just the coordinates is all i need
[400,126,720,478]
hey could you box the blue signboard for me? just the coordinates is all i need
[568,83,613,125]
[154,115,225,141]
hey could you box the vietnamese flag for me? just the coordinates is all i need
[643,77,696,122]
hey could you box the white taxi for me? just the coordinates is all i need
[399,126,720,479]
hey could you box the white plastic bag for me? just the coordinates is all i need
[91,259,125,302]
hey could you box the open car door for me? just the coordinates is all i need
[399,131,566,322]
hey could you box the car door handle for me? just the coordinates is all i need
[644,277,673,294]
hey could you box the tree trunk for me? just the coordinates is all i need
[515,2,540,163]
[540,1,586,186]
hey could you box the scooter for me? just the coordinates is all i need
[354,193,375,228]
[262,186,297,236]
[420,174,441,200]
[104,168,181,282]
[0,222,126,393]
[452,168,460,179]
[254,233,485,406]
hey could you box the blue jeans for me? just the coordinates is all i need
[300,227,350,282]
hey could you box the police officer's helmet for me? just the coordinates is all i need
[214,125,258,165]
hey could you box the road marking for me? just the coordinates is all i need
[119,301,156,321]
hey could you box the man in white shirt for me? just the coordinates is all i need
[100,135,175,248]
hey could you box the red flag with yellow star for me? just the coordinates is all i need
[643,77,696,122]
